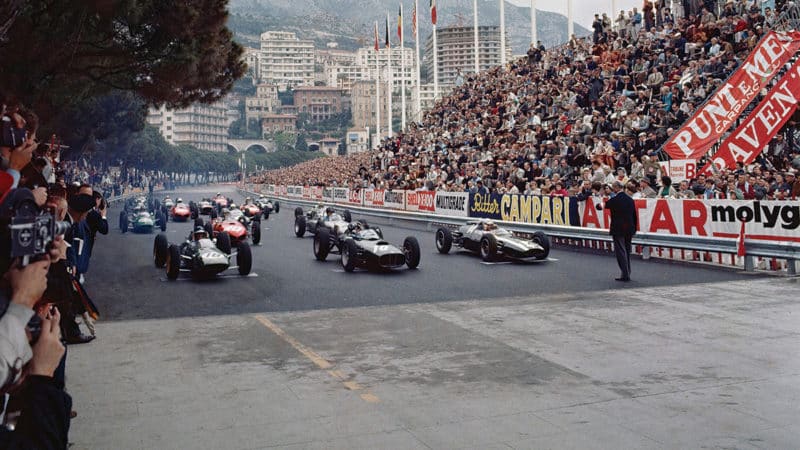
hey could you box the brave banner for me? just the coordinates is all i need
[662,31,800,160]
[702,58,800,173]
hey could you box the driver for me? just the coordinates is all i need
[176,197,183,204]
[244,197,252,205]
[192,226,208,241]
[482,220,498,232]
[221,207,231,219]
[322,207,335,223]
[229,202,238,210]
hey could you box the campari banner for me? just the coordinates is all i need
[468,193,577,226]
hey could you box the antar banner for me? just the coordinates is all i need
[702,58,800,174]
[662,31,800,160]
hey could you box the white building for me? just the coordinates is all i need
[259,31,315,89]
[346,128,370,154]
[424,26,512,86]
[355,47,416,91]
[243,47,261,80]
[147,104,228,153]
[418,83,453,112]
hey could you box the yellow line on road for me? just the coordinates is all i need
[254,314,379,403]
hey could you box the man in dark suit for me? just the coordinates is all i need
[604,180,637,281]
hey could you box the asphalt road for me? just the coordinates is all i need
[87,186,755,322]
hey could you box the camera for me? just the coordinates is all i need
[9,210,70,264]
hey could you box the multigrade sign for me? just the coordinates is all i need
[332,188,349,203]
[469,193,575,225]
[579,198,800,242]
[383,190,405,210]
[434,192,468,217]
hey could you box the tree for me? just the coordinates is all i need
[271,132,296,152]
[296,133,309,152]
[1,0,245,123]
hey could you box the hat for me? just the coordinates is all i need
[68,193,95,213]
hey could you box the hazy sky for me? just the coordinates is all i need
[507,0,643,28]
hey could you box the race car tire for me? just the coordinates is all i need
[341,239,358,272]
[294,216,306,237]
[274,202,280,213]
[203,221,213,237]
[435,227,453,254]
[251,221,261,245]
[237,242,252,276]
[533,231,550,260]
[158,212,167,232]
[216,231,232,255]
[194,217,204,229]
[119,211,126,231]
[120,213,128,234]
[190,202,198,219]
[210,209,218,220]
[480,234,498,262]
[154,233,169,268]
[294,207,303,218]
[403,236,421,269]
[343,210,352,223]
[263,210,270,220]
[313,227,330,261]
[166,244,181,280]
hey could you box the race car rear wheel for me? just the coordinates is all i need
[158,212,167,232]
[313,227,330,261]
[294,216,306,237]
[533,231,550,260]
[294,207,303,218]
[194,218,204,229]
[480,234,498,262]
[403,236,421,269]
[210,209,218,220]
[216,232,232,255]
[274,202,280,213]
[251,221,261,245]
[343,210,352,223]
[120,213,128,234]
[341,239,358,272]
[263,210,270,220]
[154,233,168,268]
[435,228,452,254]
[203,221,213,237]
[166,244,181,280]
[237,242,252,276]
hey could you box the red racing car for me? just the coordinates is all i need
[171,200,192,222]
[202,208,261,246]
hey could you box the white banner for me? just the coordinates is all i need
[434,191,469,217]
[383,190,405,210]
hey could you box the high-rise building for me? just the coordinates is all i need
[351,79,390,132]
[355,47,416,92]
[424,26,512,86]
[147,104,228,152]
[259,31,315,89]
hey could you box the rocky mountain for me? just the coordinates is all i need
[227,0,590,53]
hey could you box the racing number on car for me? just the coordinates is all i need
[373,245,390,253]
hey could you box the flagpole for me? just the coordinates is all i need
[567,0,573,40]
[499,0,506,67]
[386,13,393,137]
[432,23,439,99]
[530,0,537,46]
[374,22,381,145]
[414,0,422,122]
[400,4,407,131]
[473,0,479,74]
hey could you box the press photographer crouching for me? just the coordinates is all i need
[0,187,72,449]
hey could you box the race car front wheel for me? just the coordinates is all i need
[480,234,498,262]
[533,231,550,260]
[166,245,181,280]
[435,228,452,254]
[403,236,421,269]
[237,242,252,276]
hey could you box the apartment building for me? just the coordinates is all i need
[259,31,315,89]
[147,104,228,153]
[424,26,512,86]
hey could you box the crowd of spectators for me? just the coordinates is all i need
[251,0,800,201]
[0,95,116,447]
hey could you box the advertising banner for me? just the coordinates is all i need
[322,187,334,203]
[469,193,576,225]
[702,58,800,174]
[287,185,303,198]
[332,187,349,204]
[434,192,469,217]
[577,197,800,242]
[662,31,800,160]
[363,189,385,207]
[347,189,363,206]
[405,190,435,213]
[383,190,406,210]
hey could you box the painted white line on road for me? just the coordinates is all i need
[159,273,259,282]
[480,261,513,265]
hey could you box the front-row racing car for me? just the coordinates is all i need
[153,226,252,280]
[170,198,192,222]
[313,221,420,272]
[202,206,261,246]
[294,204,352,237]
[255,195,280,217]
[435,220,550,262]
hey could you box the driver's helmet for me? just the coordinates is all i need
[483,220,497,231]
[216,192,221,196]
[245,197,252,204]
[325,207,334,216]
[176,198,183,203]
[229,203,237,209]
[193,226,208,241]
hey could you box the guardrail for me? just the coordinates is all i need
[239,188,800,275]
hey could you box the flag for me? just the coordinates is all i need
[430,0,437,25]
[412,2,417,38]
[385,14,390,48]
[374,21,379,51]
[737,221,746,258]
[398,5,403,41]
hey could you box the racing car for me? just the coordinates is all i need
[240,197,263,220]
[161,196,175,215]
[212,193,231,212]
[294,205,352,237]
[203,206,261,246]
[434,220,550,262]
[255,195,280,218]
[153,227,252,280]
[170,198,192,222]
[119,209,166,233]
[189,198,215,218]
[313,221,420,272]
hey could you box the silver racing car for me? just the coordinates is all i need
[435,220,550,262]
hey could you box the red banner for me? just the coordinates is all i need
[702,59,800,174]
[662,31,800,160]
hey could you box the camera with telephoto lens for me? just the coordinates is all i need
[9,209,70,265]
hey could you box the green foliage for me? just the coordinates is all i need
[1,0,246,123]
[271,131,297,152]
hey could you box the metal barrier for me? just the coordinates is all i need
[239,189,800,275]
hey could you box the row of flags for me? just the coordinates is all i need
[374,0,436,51]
